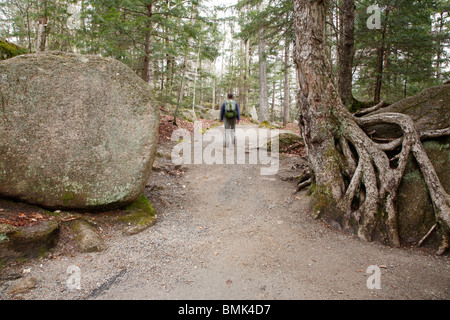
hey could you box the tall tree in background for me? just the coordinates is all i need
[352,0,448,103]
[257,1,269,122]
[35,0,48,52]
[236,0,295,122]
[337,0,355,107]
[293,0,449,254]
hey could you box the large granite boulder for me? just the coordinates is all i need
[367,84,450,139]
[0,52,159,210]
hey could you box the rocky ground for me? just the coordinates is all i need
[0,123,448,300]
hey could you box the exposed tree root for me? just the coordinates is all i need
[295,166,312,192]
[353,100,387,117]
[301,111,450,254]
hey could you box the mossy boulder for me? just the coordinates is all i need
[258,121,272,129]
[278,132,303,148]
[249,106,258,122]
[264,131,303,152]
[0,220,59,263]
[397,138,450,247]
[0,40,27,61]
[178,109,197,122]
[367,84,450,139]
[119,194,156,235]
[0,52,159,210]
[68,219,105,253]
[200,109,220,121]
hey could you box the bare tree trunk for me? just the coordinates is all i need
[271,78,276,122]
[435,12,444,81]
[172,59,187,126]
[141,4,153,84]
[36,0,48,53]
[36,17,47,52]
[243,38,250,114]
[258,10,269,122]
[283,38,290,126]
[238,38,245,110]
[338,0,355,108]
[142,30,151,83]
[192,45,201,112]
[373,9,389,103]
[212,75,216,109]
[293,0,450,254]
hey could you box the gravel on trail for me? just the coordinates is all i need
[0,125,448,300]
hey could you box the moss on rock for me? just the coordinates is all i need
[397,137,450,247]
[258,121,273,129]
[119,194,156,235]
[0,220,59,263]
[0,40,27,60]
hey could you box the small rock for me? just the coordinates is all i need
[8,276,37,295]
[69,219,105,253]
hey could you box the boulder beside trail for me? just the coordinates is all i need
[368,84,450,139]
[0,52,159,210]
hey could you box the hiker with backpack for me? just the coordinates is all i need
[220,93,240,147]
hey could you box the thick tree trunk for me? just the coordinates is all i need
[293,0,450,254]
[293,0,345,199]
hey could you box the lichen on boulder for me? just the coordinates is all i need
[0,51,159,210]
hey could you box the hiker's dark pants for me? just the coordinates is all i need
[224,117,236,147]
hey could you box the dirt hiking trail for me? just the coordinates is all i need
[1,124,448,300]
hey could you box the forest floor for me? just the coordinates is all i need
[0,117,448,300]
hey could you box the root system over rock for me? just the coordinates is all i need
[292,0,449,255]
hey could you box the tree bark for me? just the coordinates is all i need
[141,4,153,84]
[373,9,389,103]
[258,4,269,122]
[338,0,355,108]
[243,38,250,114]
[283,38,290,126]
[36,17,47,52]
[36,0,49,53]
